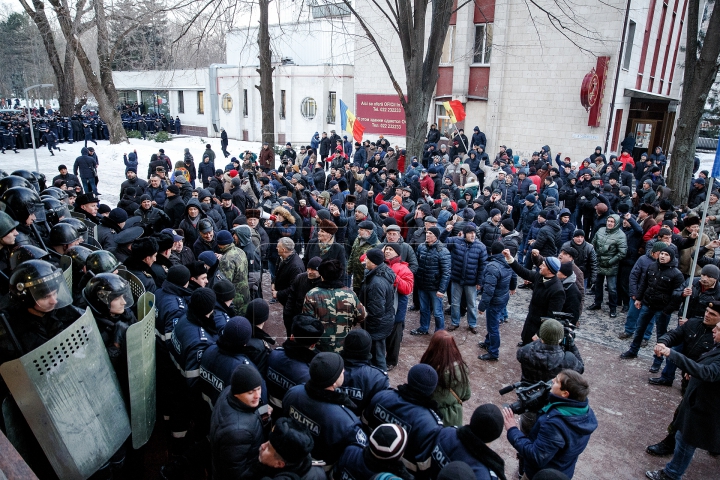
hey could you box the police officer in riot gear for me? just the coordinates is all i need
[48,223,82,256]
[41,196,71,227]
[10,170,40,192]
[1,186,45,248]
[66,245,93,302]
[0,210,19,278]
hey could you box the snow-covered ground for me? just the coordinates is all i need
[0,136,265,207]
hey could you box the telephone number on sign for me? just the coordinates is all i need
[379,107,402,113]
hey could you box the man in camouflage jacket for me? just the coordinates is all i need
[217,230,251,314]
[348,220,380,296]
[302,258,366,352]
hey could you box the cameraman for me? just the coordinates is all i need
[503,370,598,479]
[517,319,584,384]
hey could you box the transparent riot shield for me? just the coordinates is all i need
[60,255,72,291]
[0,309,131,480]
[125,291,156,448]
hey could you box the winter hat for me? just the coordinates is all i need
[108,208,128,224]
[561,245,578,258]
[291,315,324,346]
[342,329,372,360]
[318,259,343,282]
[198,250,218,267]
[218,316,252,351]
[245,208,261,219]
[166,265,191,287]
[661,246,676,261]
[469,404,504,443]
[538,210,548,219]
[126,167,137,174]
[546,210,558,221]
[501,218,515,231]
[546,197,556,205]
[125,187,137,197]
[155,231,175,251]
[217,230,234,246]
[318,219,338,236]
[650,242,668,255]
[463,223,477,235]
[559,262,574,277]
[489,208,501,217]
[213,279,236,303]
[461,208,475,222]
[245,298,270,326]
[189,288,216,317]
[230,363,263,395]
[407,364,438,397]
[617,203,630,214]
[525,194,536,203]
[365,248,385,266]
[573,229,585,238]
[491,241,504,255]
[369,424,408,460]
[358,220,375,231]
[356,205,369,216]
[131,237,158,260]
[269,418,315,464]
[306,256,323,271]
[437,461,475,480]
[309,352,344,388]
[595,203,608,214]
[701,264,720,280]
[198,219,214,233]
[384,243,402,257]
[98,204,112,215]
[378,204,390,214]
[425,226,441,240]
[529,184,538,192]
[544,256,561,274]
[166,185,180,195]
[188,260,207,278]
[539,319,564,345]
[683,215,701,227]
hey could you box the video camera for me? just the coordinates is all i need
[542,311,577,352]
[499,380,553,414]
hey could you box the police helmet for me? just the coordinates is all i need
[0,210,19,239]
[0,187,46,223]
[41,187,69,203]
[9,245,48,270]
[42,197,71,226]
[83,273,134,316]
[86,250,121,275]
[32,171,46,189]
[49,223,81,247]
[0,175,34,198]
[59,218,88,242]
[66,245,93,271]
[9,259,73,309]
[10,170,39,191]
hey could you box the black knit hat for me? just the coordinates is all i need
[108,208,128,224]
[318,259,343,282]
[245,298,270,326]
[188,260,207,279]
[437,461,476,480]
[469,403,504,443]
[218,316,252,351]
[309,352,344,388]
[427,226,441,239]
[306,256,323,271]
[213,279,236,303]
[342,329,372,360]
[166,265,191,287]
[407,364,438,396]
[501,218,515,231]
[368,424,408,460]
[491,241,504,255]
[230,363,262,395]
[189,288,216,317]
[291,315,324,346]
[269,418,315,465]
[365,248,385,266]
[155,231,175,251]
[130,237,158,260]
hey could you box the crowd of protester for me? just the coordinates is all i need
[0,123,717,480]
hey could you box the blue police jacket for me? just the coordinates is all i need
[429,427,500,480]
[199,344,268,407]
[266,340,316,411]
[337,357,390,417]
[169,310,219,390]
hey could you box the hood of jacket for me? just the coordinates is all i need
[541,394,598,436]
[184,198,204,215]
[81,147,89,156]
[606,214,622,233]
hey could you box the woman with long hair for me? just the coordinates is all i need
[420,330,471,426]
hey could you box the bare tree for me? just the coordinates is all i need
[256,0,275,145]
[667,1,720,204]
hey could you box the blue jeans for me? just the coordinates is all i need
[81,176,96,195]
[659,344,683,382]
[594,273,617,309]
[628,305,671,355]
[451,283,478,328]
[664,431,697,479]
[395,293,408,323]
[623,301,655,340]
[418,290,445,332]
[483,303,503,358]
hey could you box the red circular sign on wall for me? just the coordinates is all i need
[580,68,599,112]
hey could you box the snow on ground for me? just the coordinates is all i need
[0,136,265,207]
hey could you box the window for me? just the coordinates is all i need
[623,21,636,70]
[473,23,493,64]
[327,91,337,123]
[440,26,455,64]
[177,91,184,113]
[221,94,233,113]
[280,90,286,119]
[301,97,317,119]
[197,91,204,114]
[435,103,451,136]
[310,0,350,18]
[243,89,248,117]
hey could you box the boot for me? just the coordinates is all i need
[646,433,675,456]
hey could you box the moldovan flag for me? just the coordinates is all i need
[442,100,466,124]
[340,99,365,143]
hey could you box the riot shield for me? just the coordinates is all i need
[83,219,97,240]
[125,291,156,448]
[60,255,73,291]
[0,309,131,480]
[117,269,146,304]
[71,211,86,220]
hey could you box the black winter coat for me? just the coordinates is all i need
[164,195,186,228]
[636,257,684,313]
[360,263,397,340]
[516,340,584,383]
[477,219,501,248]
[209,387,269,480]
[275,252,306,303]
[659,317,716,364]
[533,220,561,257]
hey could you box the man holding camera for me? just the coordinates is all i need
[503,370,598,479]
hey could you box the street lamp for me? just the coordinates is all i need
[23,84,54,173]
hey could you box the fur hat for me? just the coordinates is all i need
[318,258,343,282]
[245,208,261,219]
[130,237,158,260]
[318,219,338,236]
[272,206,295,224]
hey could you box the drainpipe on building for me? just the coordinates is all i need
[209,64,237,136]
[605,0,632,153]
